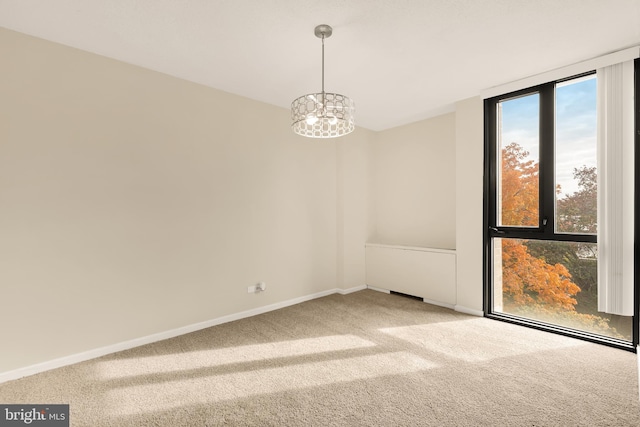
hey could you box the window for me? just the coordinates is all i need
[484,68,637,349]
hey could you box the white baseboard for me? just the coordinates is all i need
[367,285,459,311]
[337,285,367,295]
[454,305,484,317]
[0,287,360,384]
[366,285,391,294]
[423,298,455,310]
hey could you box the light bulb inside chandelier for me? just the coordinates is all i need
[291,25,355,138]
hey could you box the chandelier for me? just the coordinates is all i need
[291,24,355,138]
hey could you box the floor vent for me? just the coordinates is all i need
[390,290,424,301]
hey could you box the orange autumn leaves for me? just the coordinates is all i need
[501,239,580,309]
[500,143,539,227]
[500,143,580,310]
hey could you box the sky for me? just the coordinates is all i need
[499,75,597,198]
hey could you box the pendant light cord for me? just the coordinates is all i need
[321,33,325,96]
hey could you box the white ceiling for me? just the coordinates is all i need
[1,0,639,131]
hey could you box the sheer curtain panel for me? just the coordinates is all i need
[597,59,635,316]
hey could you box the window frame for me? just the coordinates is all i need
[483,68,638,351]
[486,73,597,243]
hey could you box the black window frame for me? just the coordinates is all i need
[482,65,639,352]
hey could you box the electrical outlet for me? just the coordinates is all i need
[248,282,266,293]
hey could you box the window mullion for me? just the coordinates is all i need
[539,83,556,238]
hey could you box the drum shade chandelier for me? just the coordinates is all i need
[291,24,355,138]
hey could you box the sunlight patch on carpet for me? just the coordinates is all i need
[98,334,376,379]
[379,318,586,362]
[106,351,437,415]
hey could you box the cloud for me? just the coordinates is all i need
[499,76,597,196]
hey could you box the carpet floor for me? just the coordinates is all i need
[1,289,639,426]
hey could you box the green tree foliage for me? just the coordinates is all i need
[500,144,624,338]
[556,166,597,234]
[527,166,598,296]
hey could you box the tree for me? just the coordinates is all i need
[500,143,580,310]
[530,166,598,295]
[528,166,599,316]
[556,166,597,234]
[499,144,624,338]
[500,142,539,227]
[501,239,579,309]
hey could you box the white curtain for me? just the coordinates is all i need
[597,60,635,316]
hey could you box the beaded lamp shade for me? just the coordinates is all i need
[291,25,355,138]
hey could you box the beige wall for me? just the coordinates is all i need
[337,137,375,289]
[368,106,484,314]
[455,97,485,313]
[0,27,484,376]
[370,114,456,249]
[0,28,373,374]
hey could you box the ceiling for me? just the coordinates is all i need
[1,0,639,131]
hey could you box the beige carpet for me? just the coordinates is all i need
[1,290,639,426]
